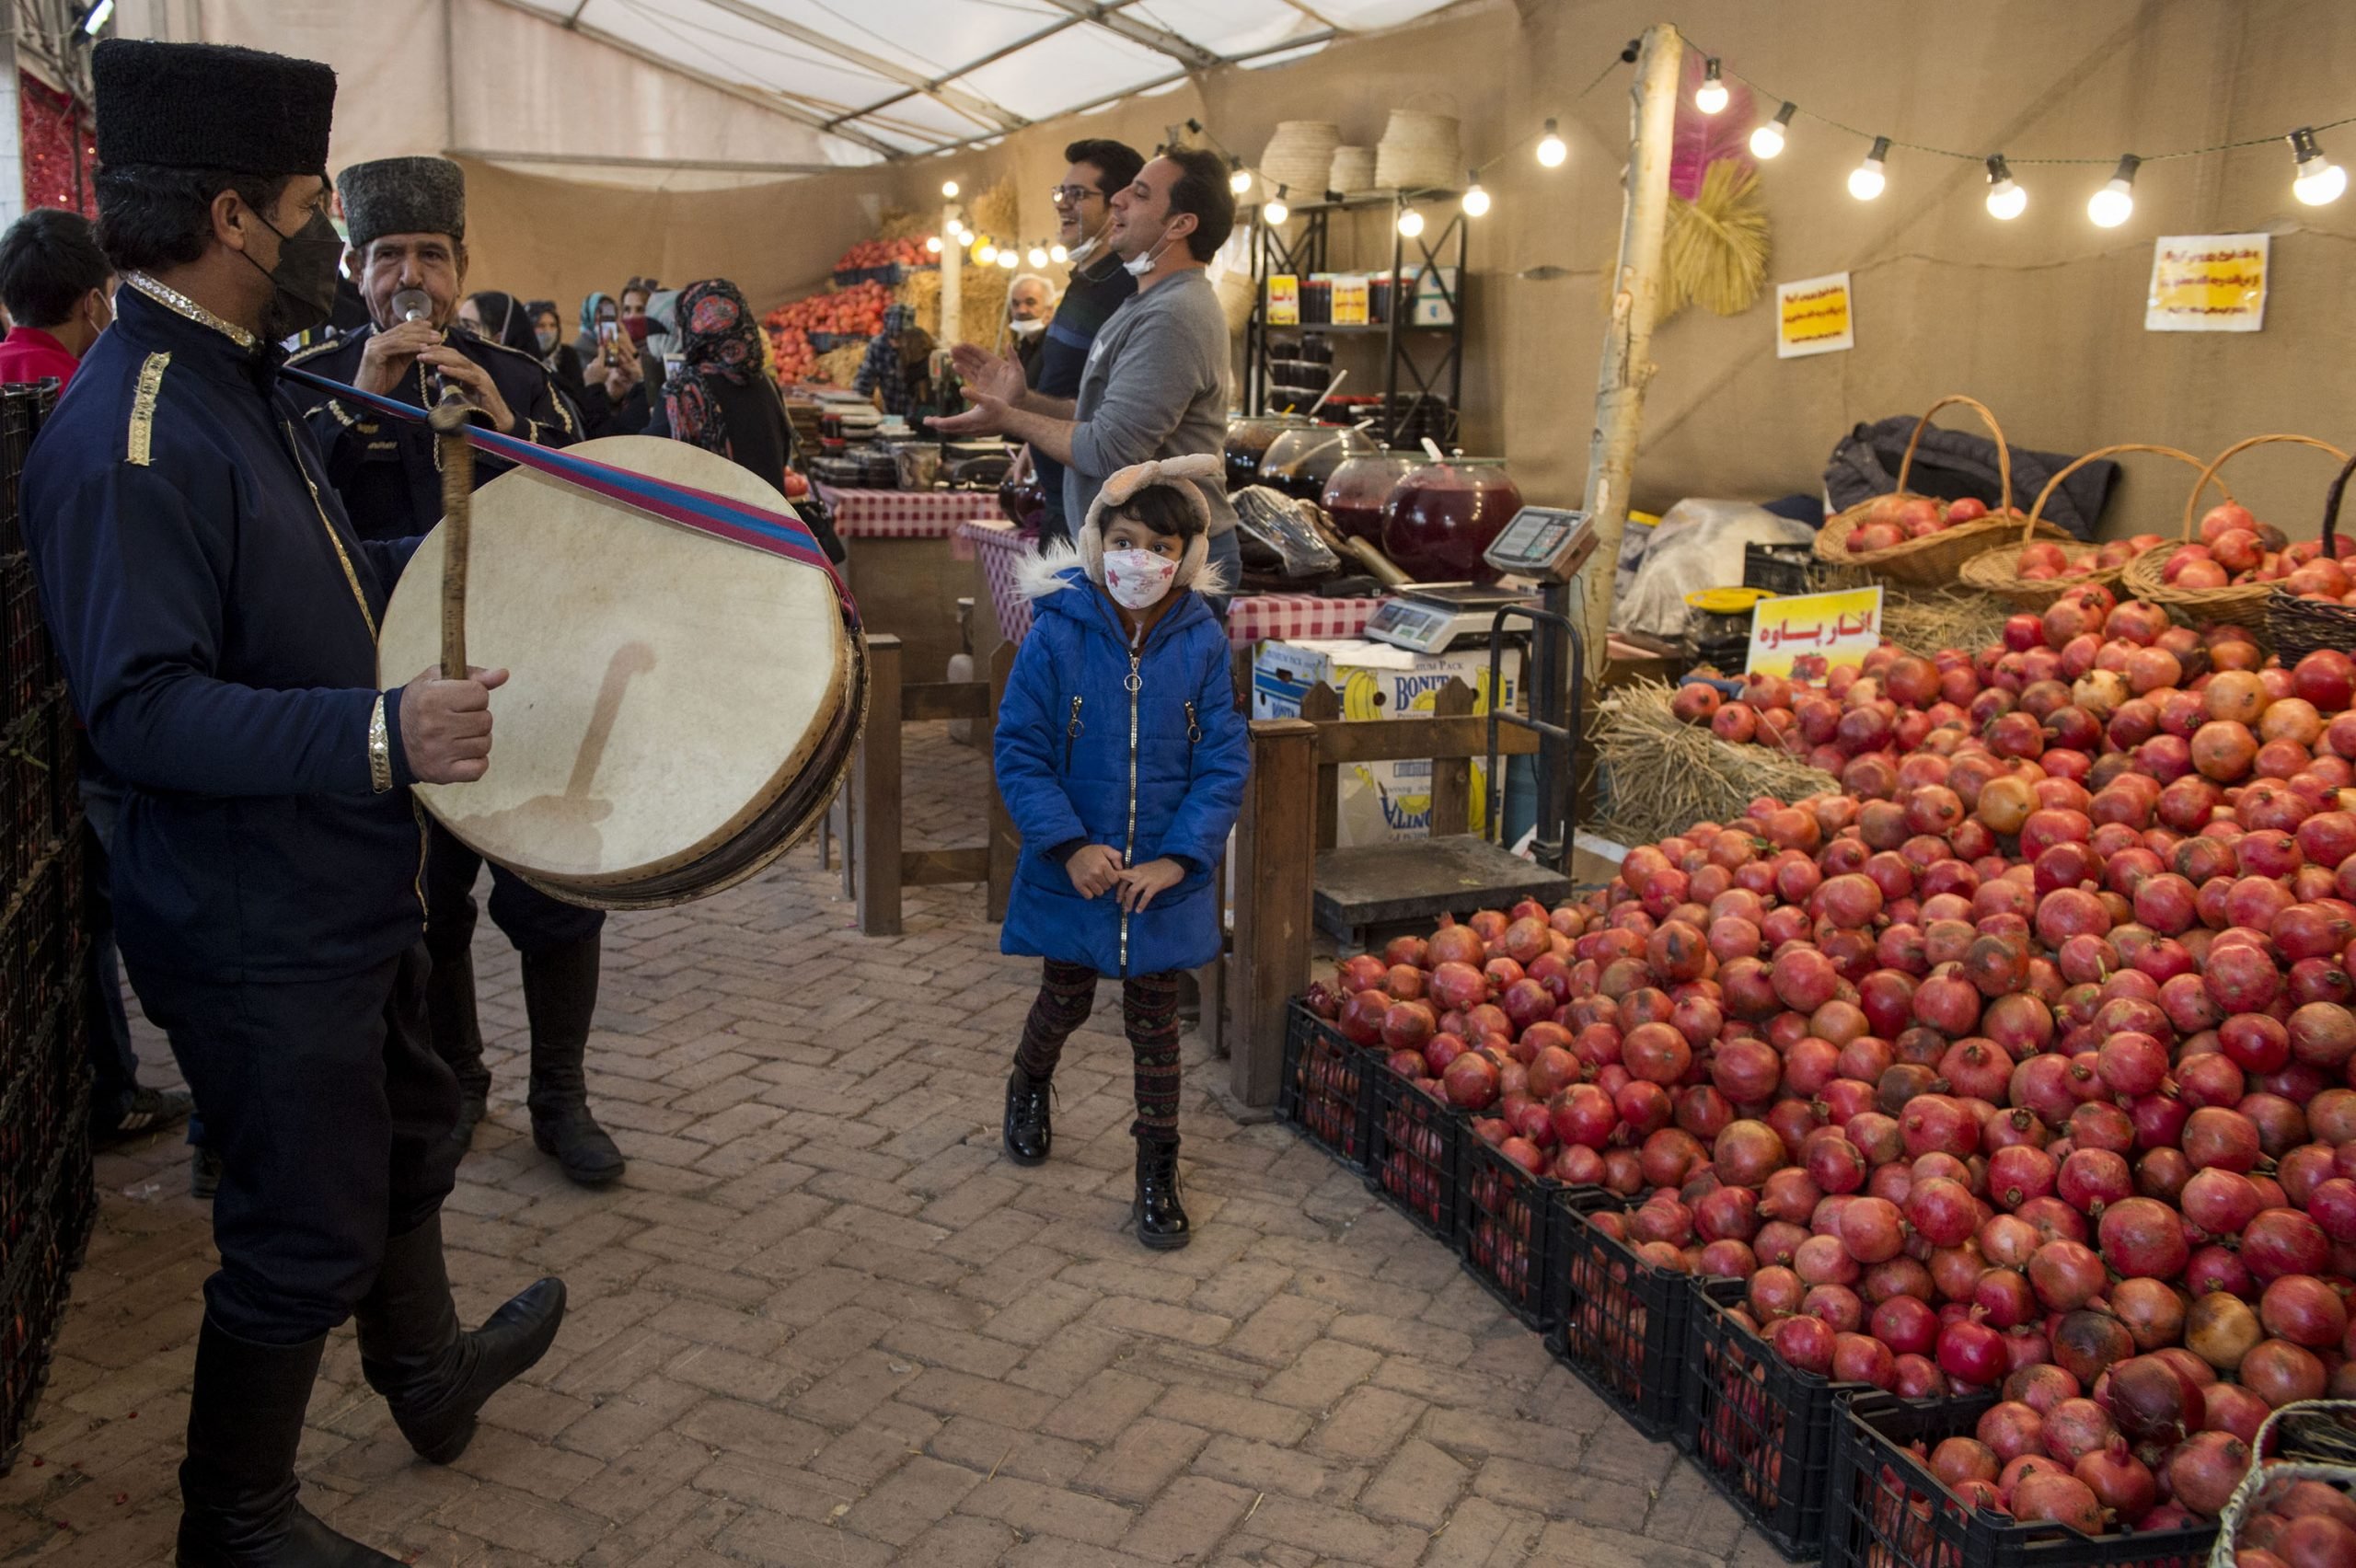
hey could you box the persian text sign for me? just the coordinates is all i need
[1776,271,1854,358]
[1747,586,1884,679]
[2146,235,2269,332]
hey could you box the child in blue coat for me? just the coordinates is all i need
[995,454,1250,1250]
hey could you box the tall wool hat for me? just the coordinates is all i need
[93,39,336,178]
[339,156,467,250]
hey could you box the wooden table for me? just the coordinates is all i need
[818,484,1007,686]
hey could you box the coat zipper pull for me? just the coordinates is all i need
[1066,695,1083,768]
[1184,700,1202,746]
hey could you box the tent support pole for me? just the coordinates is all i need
[1576,22,1684,682]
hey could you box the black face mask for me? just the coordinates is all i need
[243,204,344,342]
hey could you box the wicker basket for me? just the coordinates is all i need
[2269,450,2356,663]
[2209,1400,2356,1567]
[2119,432,2351,632]
[1958,443,2229,610]
[1814,394,2068,587]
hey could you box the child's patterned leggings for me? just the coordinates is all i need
[1013,960,1182,1141]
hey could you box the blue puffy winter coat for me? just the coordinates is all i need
[996,559,1250,978]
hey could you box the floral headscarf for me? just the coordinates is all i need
[664,278,765,457]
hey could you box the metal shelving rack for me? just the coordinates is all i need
[1242,189,1468,450]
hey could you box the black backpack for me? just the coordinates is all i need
[1825,416,2119,541]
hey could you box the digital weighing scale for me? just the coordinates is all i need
[1362,584,1538,655]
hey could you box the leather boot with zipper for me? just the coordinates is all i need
[353,1215,566,1465]
[521,934,624,1186]
[176,1318,401,1565]
[1132,1136,1190,1251]
[1002,1065,1053,1165]
[424,944,491,1147]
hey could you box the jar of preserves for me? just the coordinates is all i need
[1321,449,1426,542]
[1224,413,1311,492]
[1380,456,1525,581]
[1259,422,1378,502]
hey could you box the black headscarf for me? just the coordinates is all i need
[465,290,537,354]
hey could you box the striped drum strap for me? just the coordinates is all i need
[281,364,858,625]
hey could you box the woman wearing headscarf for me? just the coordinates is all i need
[655,279,841,562]
[641,287,682,408]
[574,290,649,438]
[457,290,537,354]
[576,290,618,361]
[527,297,588,409]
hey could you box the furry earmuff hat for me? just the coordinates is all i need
[1079,454,1223,590]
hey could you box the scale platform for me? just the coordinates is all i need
[1362,583,1537,654]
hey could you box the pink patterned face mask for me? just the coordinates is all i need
[1103,548,1178,610]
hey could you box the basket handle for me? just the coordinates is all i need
[2322,450,2356,559]
[1893,393,2014,514]
[2179,433,2351,542]
[2018,444,2232,546]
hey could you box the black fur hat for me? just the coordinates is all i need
[338,156,466,250]
[93,40,335,177]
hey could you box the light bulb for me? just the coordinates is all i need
[1397,207,1425,238]
[2087,154,2139,228]
[941,179,959,198]
[2292,128,2346,205]
[1983,155,2025,220]
[975,239,998,264]
[1750,102,1796,160]
[1229,161,1252,196]
[997,248,1016,271]
[1536,119,1566,168]
[1264,185,1289,225]
[947,217,965,239]
[1848,136,1890,202]
[925,235,942,254]
[1027,245,1047,269]
[1049,243,1068,263]
[1461,179,1489,218]
[1694,57,1727,116]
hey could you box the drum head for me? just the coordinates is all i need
[378,435,849,890]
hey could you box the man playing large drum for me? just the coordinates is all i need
[23,41,564,1564]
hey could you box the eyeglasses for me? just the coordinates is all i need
[1048,184,1103,207]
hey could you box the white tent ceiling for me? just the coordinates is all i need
[492,0,1459,167]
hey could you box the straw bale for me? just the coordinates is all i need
[1588,679,1838,849]
[814,344,865,386]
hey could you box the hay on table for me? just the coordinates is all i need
[1877,588,2013,662]
[1588,679,1839,849]
[814,343,865,386]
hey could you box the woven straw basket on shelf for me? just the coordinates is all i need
[1814,395,2069,588]
[1259,121,1341,201]
[1328,145,1376,194]
[1958,444,2229,610]
[2119,432,2350,632]
[1374,110,1461,192]
[2269,449,2356,661]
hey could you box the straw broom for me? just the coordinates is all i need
[1664,159,1770,319]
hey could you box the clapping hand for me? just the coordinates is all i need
[949,341,1027,404]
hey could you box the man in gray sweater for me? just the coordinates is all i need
[934,146,1242,604]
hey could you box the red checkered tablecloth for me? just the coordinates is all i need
[961,519,1387,651]
[817,483,1007,539]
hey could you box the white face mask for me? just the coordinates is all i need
[1009,317,1046,339]
[1103,548,1178,610]
[1122,228,1175,279]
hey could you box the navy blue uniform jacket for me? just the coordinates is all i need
[284,323,577,541]
[22,282,427,983]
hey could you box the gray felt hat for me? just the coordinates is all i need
[338,156,466,249]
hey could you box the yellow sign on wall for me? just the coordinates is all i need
[1746,586,1885,678]
[2146,235,2269,332]
[1776,271,1854,358]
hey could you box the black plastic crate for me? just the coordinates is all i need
[1454,1132,1560,1331]
[1681,1278,1965,1560]
[1362,1062,1460,1243]
[1546,1185,1692,1440]
[0,867,61,1079]
[1,555,41,732]
[42,698,75,842]
[1274,1001,1375,1170]
[1823,1391,2217,1568]
[1743,541,1816,597]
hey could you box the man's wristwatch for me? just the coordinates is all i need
[369,696,394,793]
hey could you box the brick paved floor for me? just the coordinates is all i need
[0,727,1802,1566]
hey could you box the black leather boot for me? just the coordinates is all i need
[1133,1136,1190,1251]
[176,1318,402,1566]
[425,944,491,1147]
[353,1216,566,1465]
[1002,1066,1053,1166]
[522,935,624,1186]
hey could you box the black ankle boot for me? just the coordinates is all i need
[354,1216,566,1465]
[522,936,624,1186]
[176,1319,402,1566]
[1003,1066,1053,1166]
[1133,1136,1190,1251]
[425,946,491,1147]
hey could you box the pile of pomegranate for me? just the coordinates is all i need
[2013,534,2157,583]
[1307,594,2356,1534]
[1842,495,2015,555]
[2154,502,2356,602]
[2229,1470,2356,1566]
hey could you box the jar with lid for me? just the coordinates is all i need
[1259,422,1378,502]
[1223,412,1312,492]
[1380,456,1525,581]
[1321,449,1426,542]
